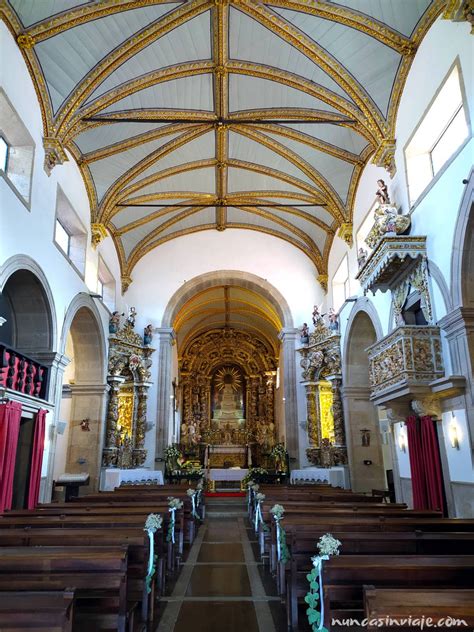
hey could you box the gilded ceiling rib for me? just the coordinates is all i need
[227,159,327,199]
[236,0,385,136]
[54,0,214,135]
[233,125,346,221]
[117,160,217,209]
[99,125,213,222]
[265,0,416,55]
[228,196,333,233]
[249,122,363,165]
[213,0,229,230]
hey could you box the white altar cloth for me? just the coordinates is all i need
[290,466,349,489]
[100,468,163,491]
[209,468,248,482]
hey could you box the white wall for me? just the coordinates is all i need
[441,410,474,484]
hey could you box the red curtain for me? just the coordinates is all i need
[420,415,444,512]
[0,401,22,513]
[405,415,428,510]
[27,409,47,510]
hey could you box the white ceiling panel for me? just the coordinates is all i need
[74,122,167,154]
[232,196,335,228]
[101,73,214,114]
[227,167,319,197]
[226,206,309,248]
[10,0,87,27]
[229,74,342,114]
[88,11,212,102]
[229,7,353,102]
[281,122,369,155]
[127,131,215,186]
[229,131,316,187]
[88,133,180,202]
[128,167,216,197]
[111,200,189,230]
[328,0,432,37]
[262,208,328,253]
[145,207,216,242]
[121,215,171,259]
[263,131,355,203]
[273,8,402,116]
[35,5,179,112]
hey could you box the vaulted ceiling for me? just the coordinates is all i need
[2,0,443,291]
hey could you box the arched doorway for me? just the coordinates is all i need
[342,309,385,493]
[54,302,106,494]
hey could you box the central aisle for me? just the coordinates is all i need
[157,498,281,632]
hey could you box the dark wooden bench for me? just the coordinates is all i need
[322,556,474,632]
[364,587,474,631]
[0,546,135,632]
[0,590,75,632]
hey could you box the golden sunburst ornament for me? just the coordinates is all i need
[214,366,242,392]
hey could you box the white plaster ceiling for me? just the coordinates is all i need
[5,0,437,279]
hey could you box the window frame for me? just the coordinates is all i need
[0,135,10,173]
[97,255,116,313]
[54,218,71,257]
[53,185,88,279]
[404,58,471,210]
[332,254,350,312]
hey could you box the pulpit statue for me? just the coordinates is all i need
[366,180,410,249]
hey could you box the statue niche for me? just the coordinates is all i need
[211,365,245,435]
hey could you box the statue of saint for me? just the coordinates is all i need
[143,324,153,345]
[127,307,137,328]
[300,323,309,344]
[109,311,121,334]
[375,179,390,205]
[328,308,339,332]
[358,247,368,268]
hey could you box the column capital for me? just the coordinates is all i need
[155,327,176,344]
[31,351,70,370]
[278,327,299,341]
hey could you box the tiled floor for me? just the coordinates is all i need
[157,499,283,632]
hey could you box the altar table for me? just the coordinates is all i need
[100,468,163,491]
[208,468,248,482]
[290,466,349,489]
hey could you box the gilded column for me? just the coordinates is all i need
[133,384,148,466]
[304,382,320,447]
[102,377,124,466]
[329,377,345,446]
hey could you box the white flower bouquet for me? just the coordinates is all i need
[144,513,162,533]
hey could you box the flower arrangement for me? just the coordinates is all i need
[168,497,184,510]
[306,533,342,631]
[164,444,181,461]
[270,504,284,519]
[270,443,287,459]
[316,533,341,558]
[242,467,268,486]
[144,513,163,533]
[255,492,265,502]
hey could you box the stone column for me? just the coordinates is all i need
[35,352,70,502]
[279,328,300,466]
[155,328,176,458]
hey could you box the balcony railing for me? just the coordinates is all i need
[367,326,444,403]
[0,343,49,400]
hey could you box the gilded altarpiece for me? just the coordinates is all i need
[178,328,278,465]
[299,319,347,467]
[102,321,154,468]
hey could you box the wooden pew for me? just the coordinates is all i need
[364,587,474,631]
[0,546,135,632]
[0,590,75,632]
[322,556,474,632]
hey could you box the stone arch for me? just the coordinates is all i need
[59,293,107,383]
[342,306,385,493]
[161,270,294,330]
[342,297,383,382]
[0,255,57,353]
[451,169,474,308]
[54,294,108,494]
